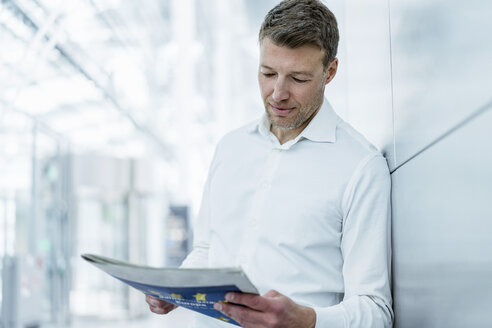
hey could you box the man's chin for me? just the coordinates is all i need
[270,120,297,131]
[267,112,299,130]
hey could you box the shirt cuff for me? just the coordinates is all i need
[312,303,347,328]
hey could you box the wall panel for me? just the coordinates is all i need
[344,0,395,167]
[391,107,492,327]
[389,0,492,167]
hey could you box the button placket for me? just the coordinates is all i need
[258,147,282,191]
[237,147,283,267]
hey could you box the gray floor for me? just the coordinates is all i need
[68,308,193,328]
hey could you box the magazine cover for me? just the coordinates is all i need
[81,254,258,326]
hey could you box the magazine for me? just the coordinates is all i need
[81,254,258,326]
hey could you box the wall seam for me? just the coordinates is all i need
[387,0,397,171]
[390,100,492,174]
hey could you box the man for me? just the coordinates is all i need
[146,0,393,327]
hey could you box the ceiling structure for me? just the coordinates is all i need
[0,0,276,158]
[0,0,280,204]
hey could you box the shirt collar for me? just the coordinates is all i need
[249,98,338,144]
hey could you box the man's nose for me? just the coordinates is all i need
[272,78,289,102]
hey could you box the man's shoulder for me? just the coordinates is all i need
[216,119,259,149]
[335,117,381,159]
[331,117,390,180]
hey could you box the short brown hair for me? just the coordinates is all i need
[259,0,339,69]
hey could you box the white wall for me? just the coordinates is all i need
[344,0,492,326]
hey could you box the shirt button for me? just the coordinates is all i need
[260,181,270,190]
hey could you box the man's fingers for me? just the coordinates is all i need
[263,289,281,298]
[225,292,270,311]
[146,295,166,307]
[148,303,177,314]
[215,302,265,326]
[149,304,172,314]
[145,295,177,315]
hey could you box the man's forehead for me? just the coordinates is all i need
[260,37,323,52]
[259,39,325,72]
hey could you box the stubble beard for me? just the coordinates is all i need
[267,105,314,130]
[265,87,325,131]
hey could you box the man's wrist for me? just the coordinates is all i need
[300,305,317,328]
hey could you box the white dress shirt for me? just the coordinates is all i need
[181,99,393,327]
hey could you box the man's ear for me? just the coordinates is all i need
[324,58,338,85]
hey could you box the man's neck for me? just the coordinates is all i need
[270,126,303,145]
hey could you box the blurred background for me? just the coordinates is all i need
[0,0,491,327]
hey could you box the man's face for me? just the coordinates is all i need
[258,38,337,137]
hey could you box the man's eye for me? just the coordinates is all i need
[293,77,308,83]
[262,73,275,77]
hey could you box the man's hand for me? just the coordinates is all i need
[214,290,316,328]
[145,295,178,315]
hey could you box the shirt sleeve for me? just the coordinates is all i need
[180,146,220,269]
[312,153,394,327]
